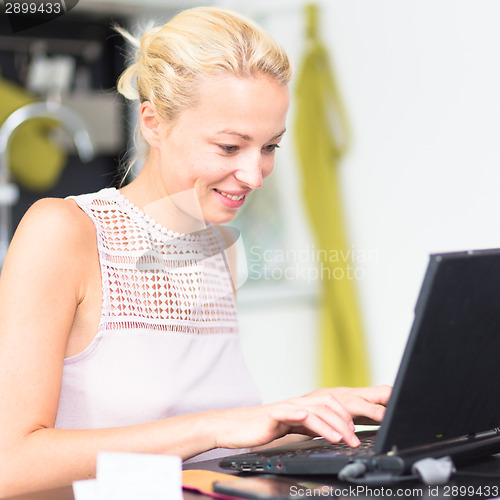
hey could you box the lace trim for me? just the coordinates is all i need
[73,189,238,336]
[100,320,237,335]
[112,188,200,241]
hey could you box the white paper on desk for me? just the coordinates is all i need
[73,479,99,500]
[72,451,182,500]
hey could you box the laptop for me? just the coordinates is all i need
[220,248,500,476]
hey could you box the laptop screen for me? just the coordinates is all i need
[375,249,500,453]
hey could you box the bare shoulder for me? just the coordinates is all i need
[1,197,95,290]
[15,197,92,238]
[10,197,94,254]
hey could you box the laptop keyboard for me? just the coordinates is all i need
[284,435,377,458]
[219,433,380,473]
[252,434,378,460]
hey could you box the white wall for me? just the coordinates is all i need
[319,0,500,385]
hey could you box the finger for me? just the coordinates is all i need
[347,386,391,423]
[298,411,360,447]
[284,399,359,446]
[356,385,392,405]
[322,394,356,430]
[303,405,360,447]
[269,405,353,445]
[297,393,353,427]
[351,399,387,423]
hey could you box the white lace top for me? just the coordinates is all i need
[55,188,261,461]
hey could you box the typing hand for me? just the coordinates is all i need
[211,385,390,451]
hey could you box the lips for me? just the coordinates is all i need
[214,188,246,201]
[213,188,248,209]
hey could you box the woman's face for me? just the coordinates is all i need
[149,73,290,225]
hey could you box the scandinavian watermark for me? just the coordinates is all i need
[248,244,379,284]
[131,188,377,299]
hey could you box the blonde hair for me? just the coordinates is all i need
[116,6,292,122]
[115,7,291,181]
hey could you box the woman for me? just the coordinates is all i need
[0,6,390,496]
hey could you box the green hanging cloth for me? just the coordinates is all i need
[293,3,370,386]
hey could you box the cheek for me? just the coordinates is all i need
[196,157,235,183]
[161,166,189,191]
[261,157,276,180]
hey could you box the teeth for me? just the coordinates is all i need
[215,189,245,201]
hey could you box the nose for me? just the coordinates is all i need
[234,153,263,190]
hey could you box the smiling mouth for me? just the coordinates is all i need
[214,188,246,201]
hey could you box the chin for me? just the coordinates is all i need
[203,209,239,226]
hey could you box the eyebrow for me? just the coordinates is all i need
[216,128,287,142]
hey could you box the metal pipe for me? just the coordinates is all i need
[0,100,94,267]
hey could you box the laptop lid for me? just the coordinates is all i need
[219,248,500,476]
[374,248,500,454]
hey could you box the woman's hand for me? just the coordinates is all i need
[210,385,391,450]
[320,385,392,425]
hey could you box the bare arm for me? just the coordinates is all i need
[0,198,391,497]
[0,200,217,495]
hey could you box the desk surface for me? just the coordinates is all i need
[5,455,500,499]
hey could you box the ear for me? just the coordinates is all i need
[139,101,162,149]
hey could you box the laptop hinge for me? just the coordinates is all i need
[389,429,500,458]
[466,427,500,440]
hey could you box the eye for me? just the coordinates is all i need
[263,144,280,153]
[219,145,239,154]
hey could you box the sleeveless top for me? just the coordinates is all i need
[55,188,261,461]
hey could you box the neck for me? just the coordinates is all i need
[120,155,207,234]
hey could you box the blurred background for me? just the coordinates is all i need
[1,0,500,404]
